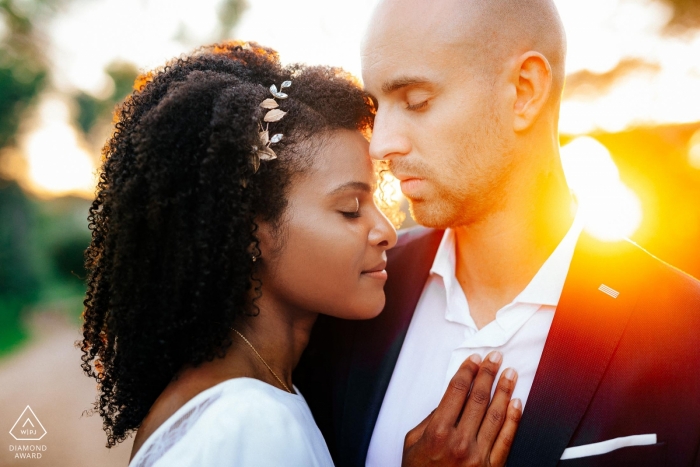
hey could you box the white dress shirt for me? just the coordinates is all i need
[366,216,584,467]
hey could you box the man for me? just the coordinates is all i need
[294,0,700,465]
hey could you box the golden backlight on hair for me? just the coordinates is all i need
[374,160,406,229]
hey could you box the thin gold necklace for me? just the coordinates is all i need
[231,328,293,394]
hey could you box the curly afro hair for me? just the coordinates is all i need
[79,41,376,448]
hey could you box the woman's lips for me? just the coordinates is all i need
[361,269,388,281]
[362,261,388,281]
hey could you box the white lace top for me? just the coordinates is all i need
[129,377,335,467]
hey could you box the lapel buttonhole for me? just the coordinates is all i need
[598,284,620,299]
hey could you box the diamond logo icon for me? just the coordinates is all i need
[9,406,47,441]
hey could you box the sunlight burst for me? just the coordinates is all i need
[24,97,97,198]
[561,137,643,241]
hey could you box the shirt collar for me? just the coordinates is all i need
[430,228,457,286]
[429,209,584,308]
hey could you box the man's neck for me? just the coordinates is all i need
[453,168,575,329]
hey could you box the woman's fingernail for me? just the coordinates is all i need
[513,398,522,410]
[488,351,502,364]
[469,354,482,364]
[504,368,516,381]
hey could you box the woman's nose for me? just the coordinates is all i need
[370,208,398,250]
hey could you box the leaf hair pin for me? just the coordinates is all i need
[250,80,292,173]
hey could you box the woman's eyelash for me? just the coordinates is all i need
[341,197,360,218]
[406,100,428,111]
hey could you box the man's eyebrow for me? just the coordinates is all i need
[381,76,430,94]
[328,181,373,196]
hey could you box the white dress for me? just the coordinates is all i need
[128,377,335,467]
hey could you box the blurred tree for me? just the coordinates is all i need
[0,0,52,149]
[217,0,249,40]
[0,177,40,300]
[72,0,248,141]
[0,0,75,147]
[73,61,139,139]
[0,54,46,149]
[0,0,249,358]
[0,0,74,356]
[37,195,91,286]
[0,176,39,353]
[660,0,700,29]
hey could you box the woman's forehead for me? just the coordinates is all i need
[306,131,375,193]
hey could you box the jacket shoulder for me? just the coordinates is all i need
[394,226,444,250]
[630,242,700,312]
[627,239,700,301]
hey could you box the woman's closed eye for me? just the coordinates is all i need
[340,197,361,218]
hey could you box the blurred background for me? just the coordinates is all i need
[1,0,699,465]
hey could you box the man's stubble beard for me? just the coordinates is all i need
[393,105,511,230]
[405,182,472,230]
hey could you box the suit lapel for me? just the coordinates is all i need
[337,228,444,466]
[507,232,647,467]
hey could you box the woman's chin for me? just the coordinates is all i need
[338,295,386,321]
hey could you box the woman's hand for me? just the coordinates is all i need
[402,352,522,467]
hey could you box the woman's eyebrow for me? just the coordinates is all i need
[328,181,373,196]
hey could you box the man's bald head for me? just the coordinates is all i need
[362,0,570,229]
[474,0,567,103]
[363,0,567,107]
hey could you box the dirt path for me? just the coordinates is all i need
[0,311,133,467]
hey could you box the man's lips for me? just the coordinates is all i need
[392,173,426,194]
[392,173,422,182]
[398,177,425,196]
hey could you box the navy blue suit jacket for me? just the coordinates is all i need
[294,227,700,466]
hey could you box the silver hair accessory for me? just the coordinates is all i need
[250,80,292,173]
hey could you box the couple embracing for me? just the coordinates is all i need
[80,0,700,466]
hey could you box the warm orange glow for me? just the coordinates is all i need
[561,137,643,241]
[689,129,700,170]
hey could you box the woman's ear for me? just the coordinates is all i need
[512,51,553,132]
[250,219,286,263]
[253,218,282,262]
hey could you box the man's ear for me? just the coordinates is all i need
[512,51,553,132]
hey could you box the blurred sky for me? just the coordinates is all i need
[45,0,700,132]
[8,0,700,241]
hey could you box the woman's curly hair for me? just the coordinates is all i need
[79,41,380,448]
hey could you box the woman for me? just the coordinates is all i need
[79,41,520,466]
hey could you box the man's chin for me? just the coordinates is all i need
[407,199,453,230]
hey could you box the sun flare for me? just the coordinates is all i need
[561,137,643,241]
[23,97,97,199]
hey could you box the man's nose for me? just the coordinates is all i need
[369,108,411,161]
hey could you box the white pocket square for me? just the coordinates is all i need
[560,434,657,460]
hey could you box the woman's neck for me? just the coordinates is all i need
[131,300,316,462]
[230,300,318,392]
